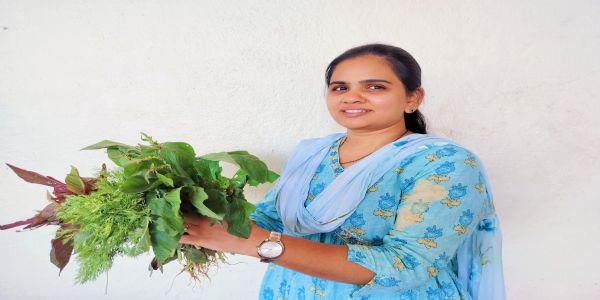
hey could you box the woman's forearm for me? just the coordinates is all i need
[244,222,375,285]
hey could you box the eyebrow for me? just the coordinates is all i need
[328,79,392,86]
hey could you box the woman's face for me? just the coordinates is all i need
[326,54,422,133]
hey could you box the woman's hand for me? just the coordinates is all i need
[179,214,267,258]
[180,214,375,284]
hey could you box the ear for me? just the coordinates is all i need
[404,87,425,113]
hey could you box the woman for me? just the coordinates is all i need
[180,44,505,299]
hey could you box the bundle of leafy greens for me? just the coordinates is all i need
[0,133,278,284]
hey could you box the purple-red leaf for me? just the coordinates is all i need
[6,163,64,187]
[82,177,97,194]
[6,163,74,203]
[50,184,71,203]
[23,203,58,229]
[150,257,160,270]
[1,203,58,231]
[0,217,36,230]
[50,228,74,274]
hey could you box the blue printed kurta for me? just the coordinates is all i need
[250,135,496,299]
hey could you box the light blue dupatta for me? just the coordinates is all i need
[272,132,505,299]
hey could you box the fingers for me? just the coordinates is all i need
[183,223,191,234]
[179,234,195,245]
[182,215,207,235]
[183,214,204,226]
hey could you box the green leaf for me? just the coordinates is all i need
[156,173,174,187]
[224,197,256,238]
[123,160,144,177]
[193,158,223,182]
[127,225,151,256]
[81,140,133,150]
[159,142,196,179]
[200,151,276,184]
[203,187,228,217]
[188,186,224,220]
[266,170,279,182]
[232,169,250,187]
[65,166,86,194]
[120,175,160,193]
[148,188,184,264]
[122,157,165,177]
[246,170,280,187]
[184,247,208,264]
[107,148,133,167]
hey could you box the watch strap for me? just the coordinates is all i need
[268,231,282,242]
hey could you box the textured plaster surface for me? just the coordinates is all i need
[1,1,599,299]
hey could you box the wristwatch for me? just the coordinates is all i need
[257,231,285,263]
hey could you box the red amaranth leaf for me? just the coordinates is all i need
[23,203,58,230]
[50,226,74,274]
[1,203,58,231]
[82,177,98,194]
[6,163,64,187]
[51,184,72,203]
[6,163,73,203]
[0,217,36,230]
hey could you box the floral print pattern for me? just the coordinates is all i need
[250,136,496,299]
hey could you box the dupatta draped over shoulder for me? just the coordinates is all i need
[271,132,505,300]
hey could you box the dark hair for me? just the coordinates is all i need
[324,43,427,134]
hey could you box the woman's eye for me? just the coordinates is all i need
[330,85,383,92]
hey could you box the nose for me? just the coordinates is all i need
[342,90,366,103]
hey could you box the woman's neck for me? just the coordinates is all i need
[338,124,412,168]
[342,125,411,150]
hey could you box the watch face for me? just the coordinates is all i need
[258,241,283,258]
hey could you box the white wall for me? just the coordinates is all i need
[1,1,599,299]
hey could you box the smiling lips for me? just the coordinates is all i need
[341,108,372,117]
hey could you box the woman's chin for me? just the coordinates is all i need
[337,122,376,132]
